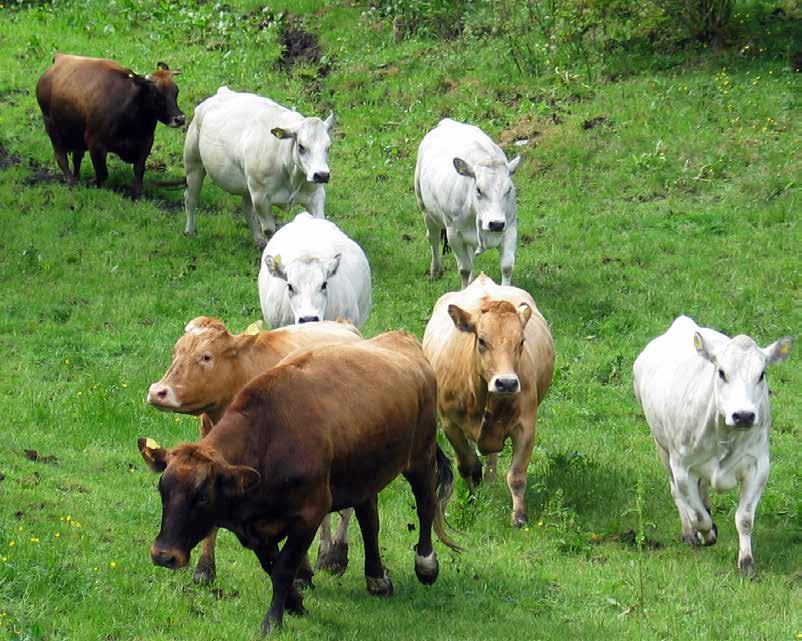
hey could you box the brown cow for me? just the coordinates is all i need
[36,53,184,198]
[423,274,554,526]
[139,332,459,636]
[147,316,362,586]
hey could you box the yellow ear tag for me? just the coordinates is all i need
[244,320,263,335]
[144,437,161,450]
[693,334,702,351]
[779,342,790,355]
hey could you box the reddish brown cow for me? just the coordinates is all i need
[147,316,362,585]
[36,53,184,198]
[139,332,459,636]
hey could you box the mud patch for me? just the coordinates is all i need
[278,16,322,70]
[498,114,560,149]
[615,529,663,550]
[24,449,59,464]
[0,144,22,169]
[582,116,610,131]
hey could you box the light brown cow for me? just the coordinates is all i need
[147,316,362,585]
[423,274,554,526]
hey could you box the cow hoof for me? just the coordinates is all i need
[292,575,314,592]
[183,229,197,238]
[316,541,348,576]
[739,556,755,578]
[260,616,280,636]
[285,594,306,616]
[512,511,528,528]
[428,269,443,280]
[366,571,394,597]
[256,239,267,251]
[682,531,703,547]
[703,523,718,547]
[193,563,216,585]
[414,550,439,585]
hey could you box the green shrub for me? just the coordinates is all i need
[367,0,477,39]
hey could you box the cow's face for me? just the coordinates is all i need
[271,113,335,184]
[265,253,340,324]
[141,62,184,128]
[448,300,532,395]
[138,439,259,570]
[147,317,259,415]
[453,156,521,233]
[695,332,792,428]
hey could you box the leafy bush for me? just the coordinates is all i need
[656,0,734,44]
[367,0,477,39]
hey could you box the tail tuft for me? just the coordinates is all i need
[440,229,451,255]
[434,445,462,552]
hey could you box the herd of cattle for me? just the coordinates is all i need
[35,53,794,635]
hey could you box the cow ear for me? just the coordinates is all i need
[517,302,532,327]
[325,253,341,279]
[453,157,475,179]
[222,464,261,495]
[138,437,169,473]
[763,336,793,364]
[264,255,287,281]
[323,112,336,130]
[271,126,297,140]
[508,155,522,175]
[448,304,475,334]
[156,61,170,71]
[693,332,717,364]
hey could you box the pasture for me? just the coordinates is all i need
[0,0,800,639]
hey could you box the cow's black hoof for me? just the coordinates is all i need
[682,531,702,547]
[739,556,755,578]
[703,523,718,546]
[366,571,393,597]
[316,541,348,576]
[292,575,314,592]
[285,593,306,616]
[511,511,528,528]
[414,551,439,585]
[193,562,215,585]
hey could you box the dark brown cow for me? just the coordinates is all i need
[147,316,363,586]
[36,53,184,198]
[139,332,460,636]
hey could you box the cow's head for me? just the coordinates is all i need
[147,317,260,417]
[138,438,259,570]
[271,112,335,184]
[448,299,531,396]
[452,156,520,233]
[135,62,184,128]
[695,332,792,429]
[264,253,340,324]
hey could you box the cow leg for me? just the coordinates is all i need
[451,240,474,290]
[508,418,537,527]
[89,147,108,188]
[183,124,205,236]
[499,223,517,286]
[260,528,318,636]
[403,458,439,585]
[243,191,269,250]
[442,416,481,489]
[53,147,74,184]
[316,511,349,575]
[669,460,715,546]
[131,154,147,200]
[71,150,84,182]
[424,215,444,279]
[254,543,306,616]
[354,496,393,597]
[193,529,217,584]
[247,180,275,243]
[735,459,768,577]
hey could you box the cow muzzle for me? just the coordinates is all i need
[168,114,185,128]
[150,544,188,570]
[486,220,506,232]
[311,171,330,184]
[730,411,756,428]
[147,383,181,409]
[297,315,321,324]
[489,375,520,396]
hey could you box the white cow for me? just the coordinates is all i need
[183,87,335,248]
[415,118,522,289]
[633,315,792,576]
[258,213,372,328]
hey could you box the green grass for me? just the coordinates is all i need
[1,1,801,639]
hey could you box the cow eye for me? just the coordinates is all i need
[718,368,727,382]
[321,281,327,291]
[477,337,488,350]
[298,144,306,154]
[195,492,209,507]
[287,284,295,294]
[476,186,483,198]
[758,370,766,382]
[201,353,212,363]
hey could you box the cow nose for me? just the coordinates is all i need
[488,221,505,232]
[493,376,520,394]
[172,114,185,127]
[312,172,330,184]
[732,411,756,427]
[151,545,179,569]
[298,316,320,324]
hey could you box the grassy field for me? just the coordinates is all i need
[1,0,800,639]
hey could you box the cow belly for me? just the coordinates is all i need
[199,140,249,194]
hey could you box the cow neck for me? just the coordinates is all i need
[232,336,283,391]
[203,410,261,473]
[285,161,305,205]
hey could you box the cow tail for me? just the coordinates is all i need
[440,229,451,255]
[153,177,188,188]
[434,445,462,552]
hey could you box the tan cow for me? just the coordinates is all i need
[147,316,362,585]
[423,274,554,526]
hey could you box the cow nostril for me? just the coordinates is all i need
[488,221,505,232]
[732,411,756,426]
[157,388,167,399]
[299,316,320,324]
[313,172,330,184]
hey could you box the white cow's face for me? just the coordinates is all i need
[265,254,341,324]
[453,156,521,233]
[695,332,793,428]
[272,113,335,184]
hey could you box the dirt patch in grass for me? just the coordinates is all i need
[582,116,610,131]
[278,16,322,70]
[23,449,59,464]
[498,114,560,149]
[615,529,663,550]
[0,144,22,169]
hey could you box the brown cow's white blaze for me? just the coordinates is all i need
[424,274,554,527]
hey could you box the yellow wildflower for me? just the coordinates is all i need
[109,561,117,569]
[30,537,39,544]
[8,541,15,547]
